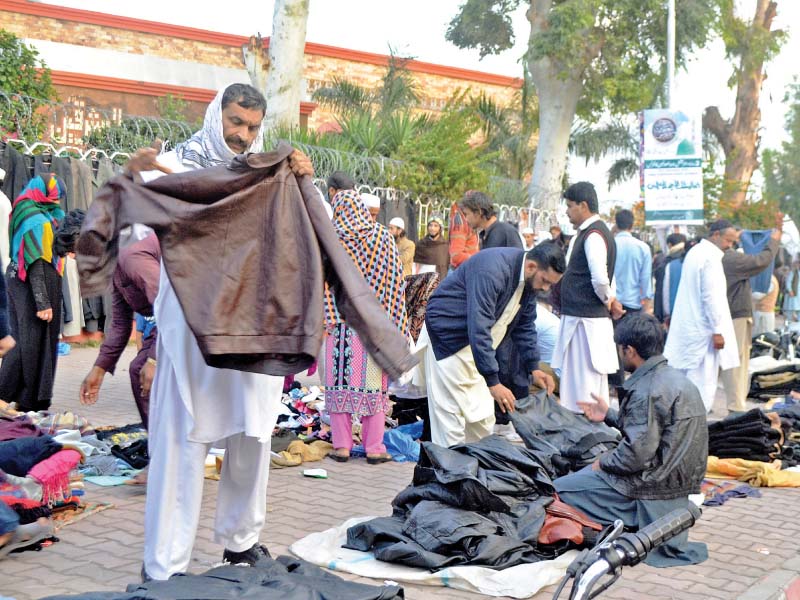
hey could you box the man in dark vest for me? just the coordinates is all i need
[551,182,624,412]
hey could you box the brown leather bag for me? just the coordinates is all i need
[537,495,603,545]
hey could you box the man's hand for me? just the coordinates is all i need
[591,459,602,471]
[489,383,516,414]
[124,144,172,177]
[140,360,156,398]
[36,308,53,322]
[289,149,314,177]
[642,298,654,315]
[609,298,626,320]
[578,392,609,422]
[531,369,555,395]
[712,333,725,350]
[80,366,106,405]
[0,335,15,358]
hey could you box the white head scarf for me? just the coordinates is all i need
[174,86,265,169]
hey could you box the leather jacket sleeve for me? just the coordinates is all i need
[599,392,664,476]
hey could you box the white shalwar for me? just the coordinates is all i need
[141,150,283,580]
[664,239,739,412]
[422,264,525,447]
[551,215,619,412]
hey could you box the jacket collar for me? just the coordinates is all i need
[622,355,667,392]
[232,142,295,171]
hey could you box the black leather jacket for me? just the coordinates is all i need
[599,355,708,500]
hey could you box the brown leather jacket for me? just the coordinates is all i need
[77,144,416,378]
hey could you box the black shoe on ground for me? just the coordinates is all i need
[222,543,271,566]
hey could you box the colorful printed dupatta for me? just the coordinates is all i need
[9,175,66,281]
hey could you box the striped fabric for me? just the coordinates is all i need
[324,190,407,335]
[9,175,66,281]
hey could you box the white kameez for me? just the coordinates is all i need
[141,149,283,579]
[422,265,526,447]
[664,239,738,412]
[551,215,618,413]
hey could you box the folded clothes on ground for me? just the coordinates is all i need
[707,409,784,461]
[706,456,800,487]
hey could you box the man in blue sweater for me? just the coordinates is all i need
[421,244,565,447]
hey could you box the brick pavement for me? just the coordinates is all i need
[1,346,799,600]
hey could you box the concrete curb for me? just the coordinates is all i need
[737,555,800,600]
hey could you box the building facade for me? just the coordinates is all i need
[0,0,521,145]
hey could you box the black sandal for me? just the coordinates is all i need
[366,453,392,465]
[328,451,350,463]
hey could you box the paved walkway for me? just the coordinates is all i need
[1,346,799,600]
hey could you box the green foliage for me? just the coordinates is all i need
[470,78,538,180]
[312,51,424,155]
[762,81,800,227]
[445,0,521,59]
[718,0,786,89]
[393,97,489,201]
[0,30,58,139]
[447,0,720,120]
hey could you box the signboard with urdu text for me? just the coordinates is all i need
[641,109,704,225]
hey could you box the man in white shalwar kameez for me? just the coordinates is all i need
[664,220,740,412]
[123,83,314,581]
[552,182,624,413]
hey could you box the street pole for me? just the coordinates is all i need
[667,0,675,108]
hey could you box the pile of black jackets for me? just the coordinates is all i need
[748,363,800,400]
[42,557,403,600]
[708,409,783,462]
[345,436,601,571]
[509,391,621,476]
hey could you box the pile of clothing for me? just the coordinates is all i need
[707,408,785,463]
[509,391,621,476]
[276,385,329,440]
[42,556,403,600]
[345,436,603,570]
[0,420,85,537]
[748,364,800,400]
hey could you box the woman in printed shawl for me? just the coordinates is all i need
[324,190,408,464]
[0,175,69,411]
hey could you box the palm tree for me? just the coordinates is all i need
[312,50,425,156]
[568,119,640,189]
[470,78,539,181]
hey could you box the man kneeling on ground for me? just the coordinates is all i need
[554,313,708,567]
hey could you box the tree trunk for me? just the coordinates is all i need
[703,0,779,208]
[527,76,583,210]
[263,0,310,132]
[242,34,269,95]
[525,0,598,211]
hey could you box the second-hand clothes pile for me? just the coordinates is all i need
[345,435,603,570]
[509,391,621,476]
[708,408,785,463]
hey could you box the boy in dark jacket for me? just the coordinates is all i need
[555,313,708,567]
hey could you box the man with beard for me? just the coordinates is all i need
[420,244,563,446]
[122,83,314,581]
[413,216,449,281]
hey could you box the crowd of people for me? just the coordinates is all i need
[0,80,796,580]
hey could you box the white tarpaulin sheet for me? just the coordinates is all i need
[290,516,578,598]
